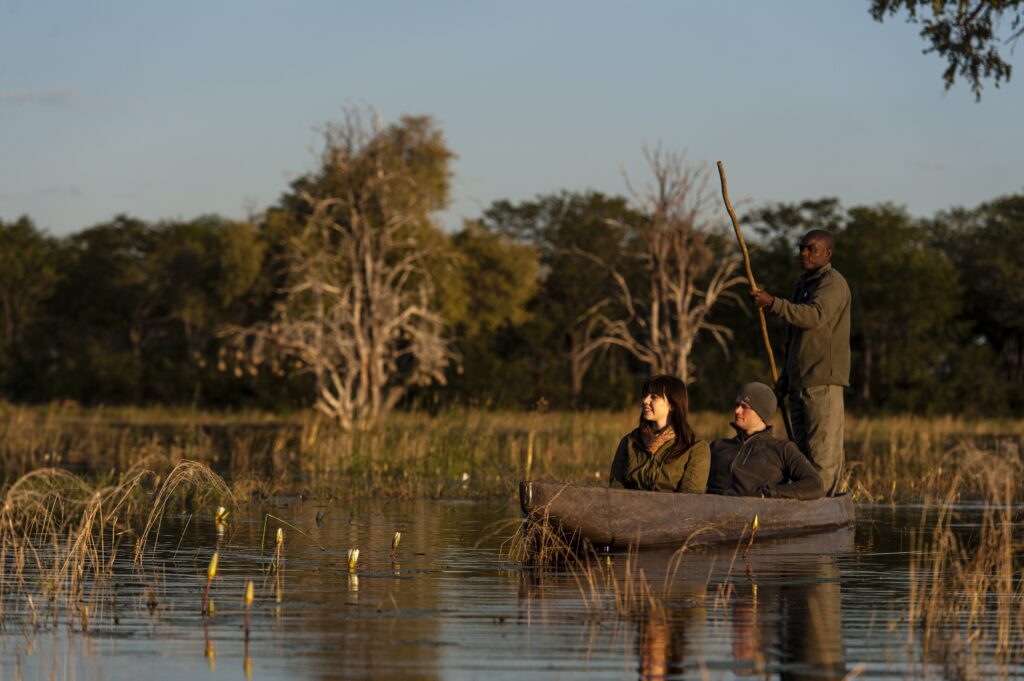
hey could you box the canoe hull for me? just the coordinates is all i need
[519,480,855,548]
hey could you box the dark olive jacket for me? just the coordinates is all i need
[770,263,851,390]
[608,429,710,494]
[707,425,823,500]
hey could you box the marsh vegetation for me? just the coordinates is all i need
[0,405,1018,681]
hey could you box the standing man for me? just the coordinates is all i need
[750,230,851,496]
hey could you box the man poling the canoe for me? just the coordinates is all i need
[717,162,851,496]
[750,231,850,497]
[608,374,710,493]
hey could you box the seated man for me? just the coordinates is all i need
[707,382,823,499]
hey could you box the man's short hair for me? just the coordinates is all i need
[802,229,834,251]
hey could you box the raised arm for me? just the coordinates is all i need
[768,274,849,330]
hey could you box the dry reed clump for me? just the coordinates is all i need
[907,445,1024,679]
[0,458,233,632]
[506,511,702,619]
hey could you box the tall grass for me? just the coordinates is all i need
[0,458,232,630]
[507,507,707,619]
[907,446,1024,679]
[1,403,1022,500]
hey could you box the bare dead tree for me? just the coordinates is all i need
[222,111,452,428]
[565,301,612,405]
[578,149,745,383]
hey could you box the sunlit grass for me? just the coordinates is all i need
[906,446,1024,678]
[0,458,232,630]
[1,403,1022,501]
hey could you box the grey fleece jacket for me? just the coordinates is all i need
[707,425,823,500]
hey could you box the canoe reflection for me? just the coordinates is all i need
[648,528,851,680]
[519,527,853,680]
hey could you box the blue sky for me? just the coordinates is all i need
[2,0,1022,235]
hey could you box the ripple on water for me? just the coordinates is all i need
[2,499,1022,680]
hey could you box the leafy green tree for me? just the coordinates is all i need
[426,221,541,407]
[870,0,1024,99]
[0,216,59,396]
[481,191,640,406]
[838,205,962,411]
[42,214,269,404]
[145,216,268,403]
[936,194,1024,400]
[49,215,159,401]
[440,222,538,338]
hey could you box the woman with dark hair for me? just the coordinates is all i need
[608,374,710,493]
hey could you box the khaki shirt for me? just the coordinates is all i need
[770,263,851,390]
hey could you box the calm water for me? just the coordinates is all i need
[0,498,1020,680]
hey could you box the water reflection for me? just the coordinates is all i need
[626,529,851,680]
[636,605,702,680]
[3,500,1019,680]
[729,550,846,680]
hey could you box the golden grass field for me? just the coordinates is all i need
[1,402,1022,500]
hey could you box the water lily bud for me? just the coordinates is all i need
[207,551,219,581]
[245,580,254,606]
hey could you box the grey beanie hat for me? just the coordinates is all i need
[737,382,777,423]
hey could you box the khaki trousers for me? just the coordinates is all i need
[788,385,845,496]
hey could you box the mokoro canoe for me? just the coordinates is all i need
[519,480,855,548]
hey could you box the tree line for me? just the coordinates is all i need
[2,112,1022,420]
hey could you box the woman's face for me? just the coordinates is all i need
[641,391,672,427]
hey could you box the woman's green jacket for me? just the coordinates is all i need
[608,429,710,493]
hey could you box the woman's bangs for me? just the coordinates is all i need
[642,375,671,398]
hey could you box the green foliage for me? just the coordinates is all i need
[2,111,1024,417]
[37,214,274,405]
[0,217,59,396]
[443,221,539,338]
[469,191,644,408]
[935,194,1024,403]
[838,204,962,411]
[870,0,1024,99]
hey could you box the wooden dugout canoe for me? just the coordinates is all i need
[519,480,855,549]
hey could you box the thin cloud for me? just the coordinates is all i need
[0,185,85,199]
[33,185,85,197]
[915,158,949,172]
[0,88,79,107]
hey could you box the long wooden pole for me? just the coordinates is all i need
[716,161,795,441]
